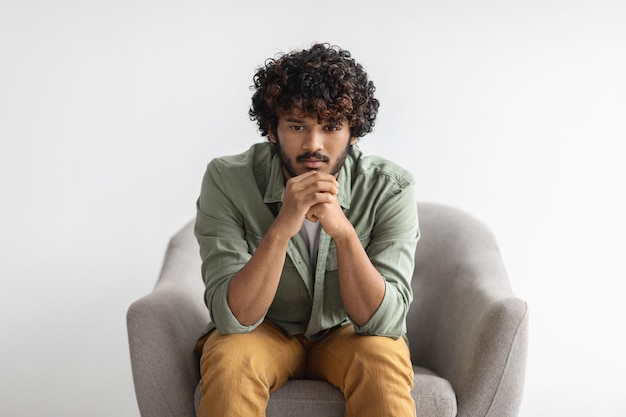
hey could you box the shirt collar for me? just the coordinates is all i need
[263,152,286,204]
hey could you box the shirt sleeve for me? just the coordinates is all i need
[352,179,420,338]
[194,162,264,335]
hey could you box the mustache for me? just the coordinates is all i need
[296,152,330,163]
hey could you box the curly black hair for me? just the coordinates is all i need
[249,43,380,139]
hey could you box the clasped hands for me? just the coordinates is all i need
[276,170,350,240]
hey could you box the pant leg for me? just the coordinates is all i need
[306,324,416,417]
[198,320,306,417]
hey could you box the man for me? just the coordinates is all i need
[194,42,419,417]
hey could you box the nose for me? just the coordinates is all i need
[302,129,324,152]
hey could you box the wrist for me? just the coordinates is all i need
[266,222,295,246]
[328,221,357,245]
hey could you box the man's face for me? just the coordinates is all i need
[270,113,356,179]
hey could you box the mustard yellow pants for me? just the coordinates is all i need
[197,320,416,417]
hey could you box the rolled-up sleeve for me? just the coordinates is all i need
[352,178,419,338]
[194,163,264,335]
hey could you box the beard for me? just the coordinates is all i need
[275,140,352,179]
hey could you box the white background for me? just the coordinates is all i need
[1,1,625,416]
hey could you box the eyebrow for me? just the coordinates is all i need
[284,116,341,125]
[285,117,306,123]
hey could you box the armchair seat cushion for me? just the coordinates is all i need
[193,366,457,417]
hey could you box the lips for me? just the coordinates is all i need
[301,160,325,169]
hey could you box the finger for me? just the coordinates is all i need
[299,173,339,194]
[287,181,338,199]
[306,211,319,222]
[294,171,337,185]
[288,170,319,185]
[305,205,320,222]
[306,193,339,217]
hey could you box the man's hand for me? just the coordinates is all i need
[306,192,351,239]
[275,171,345,238]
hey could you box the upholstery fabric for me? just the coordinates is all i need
[127,202,528,417]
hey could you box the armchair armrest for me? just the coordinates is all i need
[127,221,208,417]
[408,203,528,417]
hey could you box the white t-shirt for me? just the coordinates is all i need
[299,219,322,266]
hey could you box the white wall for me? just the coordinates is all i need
[1,1,624,416]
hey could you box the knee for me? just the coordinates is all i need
[347,336,413,382]
[200,333,261,377]
[354,336,411,364]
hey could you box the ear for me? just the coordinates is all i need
[350,137,357,146]
[268,130,277,143]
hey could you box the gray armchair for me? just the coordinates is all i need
[127,202,528,417]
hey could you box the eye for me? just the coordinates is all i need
[289,125,304,131]
[325,123,343,131]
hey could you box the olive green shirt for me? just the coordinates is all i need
[194,143,419,340]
